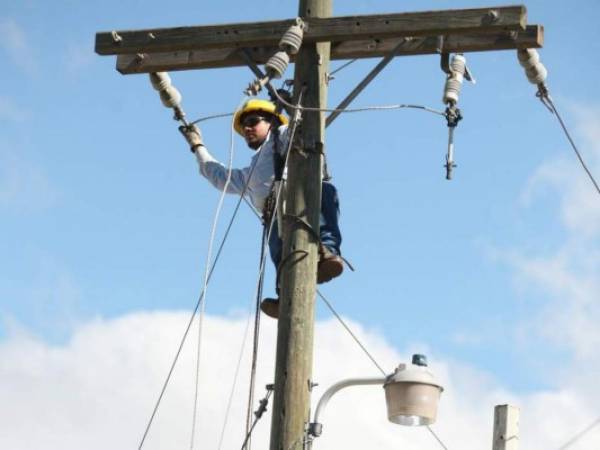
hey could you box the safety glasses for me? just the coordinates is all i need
[241,115,268,128]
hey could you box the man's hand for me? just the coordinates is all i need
[178,124,204,151]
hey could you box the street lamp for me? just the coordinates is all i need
[309,354,444,438]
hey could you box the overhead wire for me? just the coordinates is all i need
[557,417,600,450]
[544,96,600,195]
[269,84,446,116]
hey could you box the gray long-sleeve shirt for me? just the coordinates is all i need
[194,125,289,212]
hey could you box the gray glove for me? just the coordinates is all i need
[178,124,204,152]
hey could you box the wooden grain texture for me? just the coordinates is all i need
[115,25,543,74]
[96,5,526,55]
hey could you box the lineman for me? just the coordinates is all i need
[180,99,343,318]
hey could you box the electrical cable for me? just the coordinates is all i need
[138,98,269,450]
[426,425,450,450]
[316,289,386,376]
[190,112,234,125]
[545,96,600,195]
[190,96,247,450]
[557,417,600,450]
[269,84,446,117]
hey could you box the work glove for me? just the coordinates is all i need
[178,124,204,152]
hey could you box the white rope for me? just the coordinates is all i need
[216,92,305,450]
[189,95,249,450]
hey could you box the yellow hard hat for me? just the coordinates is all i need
[233,99,288,135]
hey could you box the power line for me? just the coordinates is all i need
[557,417,600,450]
[545,96,600,195]
[316,290,385,376]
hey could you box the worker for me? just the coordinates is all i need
[179,99,343,318]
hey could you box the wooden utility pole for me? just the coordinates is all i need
[268,2,330,450]
[95,4,542,450]
[493,404,520,450]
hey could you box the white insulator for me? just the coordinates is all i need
[442,54,467,104]
[149,72,172,91]
[443,77,462,105]
[517,48,540,69]
[525,62,548,84]
[279,24,304,55]
[449,54,466,77]
[159,85,182,108]
[265,51,290,79]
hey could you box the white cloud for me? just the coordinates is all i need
[509,106,600,359]
[1,312,598,450]
[521,104,600,238]
[0,19,37,74]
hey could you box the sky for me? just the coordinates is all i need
[1,0,599,449]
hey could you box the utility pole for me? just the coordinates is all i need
[268,2,330,450]
[95,4,542,449]
[492,404,520,450]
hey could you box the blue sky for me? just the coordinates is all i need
[1,1,600,449]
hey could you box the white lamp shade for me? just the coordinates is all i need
[383,362,444,426]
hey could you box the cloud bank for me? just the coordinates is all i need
[1,311,598,450]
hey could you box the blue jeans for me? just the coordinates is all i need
[268,181,342,266]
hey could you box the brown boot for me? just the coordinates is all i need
[317,245,344,284]
[260,297,279,319]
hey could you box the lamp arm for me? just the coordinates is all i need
[312,377,387,432]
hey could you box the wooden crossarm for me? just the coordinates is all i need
[96,5,527,56]
[115,25,542,74]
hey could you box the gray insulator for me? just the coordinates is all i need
[517,48,540,69]
[159,85,182,108]
[265,51,290,79]
[279,24,303,55]
[443,77,462,104]
[525,62,548,84]
[149,72,171,91]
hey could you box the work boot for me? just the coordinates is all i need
[260,297,279,319]
[318,245,344,284]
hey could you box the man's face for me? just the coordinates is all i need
[241,113,272,149]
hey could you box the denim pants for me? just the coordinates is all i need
[268,181,342,266]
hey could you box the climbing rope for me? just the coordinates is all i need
[189,95,248,450]
[138,97,278,450]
